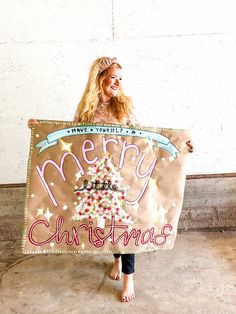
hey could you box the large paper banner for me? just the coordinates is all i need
[22,121,190,254]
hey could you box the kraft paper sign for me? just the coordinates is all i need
[22,120,190,254]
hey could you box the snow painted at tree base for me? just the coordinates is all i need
[22,121,190,254]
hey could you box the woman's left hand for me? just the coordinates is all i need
[186,140,194,153]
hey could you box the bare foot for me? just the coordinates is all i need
[110,257,122,280]
[121,273,135,302]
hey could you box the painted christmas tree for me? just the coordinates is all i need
[72,153,133,228]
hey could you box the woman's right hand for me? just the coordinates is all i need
[28,119,38,128]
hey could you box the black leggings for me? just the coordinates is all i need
[113,254,135,274]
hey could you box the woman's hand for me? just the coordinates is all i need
[186,140,194,153]
[28,119,38,128]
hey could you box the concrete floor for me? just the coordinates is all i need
[0,231,235,314]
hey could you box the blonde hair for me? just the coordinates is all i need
[74,57,133,123]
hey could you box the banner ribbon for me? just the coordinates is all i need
[35,125,179,158]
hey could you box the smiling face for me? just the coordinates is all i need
[100,65,122,102]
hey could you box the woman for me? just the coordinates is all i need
[28,56,194,303]
[74,57,137,303]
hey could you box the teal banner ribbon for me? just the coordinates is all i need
[35,125,179,158]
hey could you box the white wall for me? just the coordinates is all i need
[0,0,236,183]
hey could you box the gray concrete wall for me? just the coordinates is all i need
[181,176,236,230]
[1,175,236,242]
